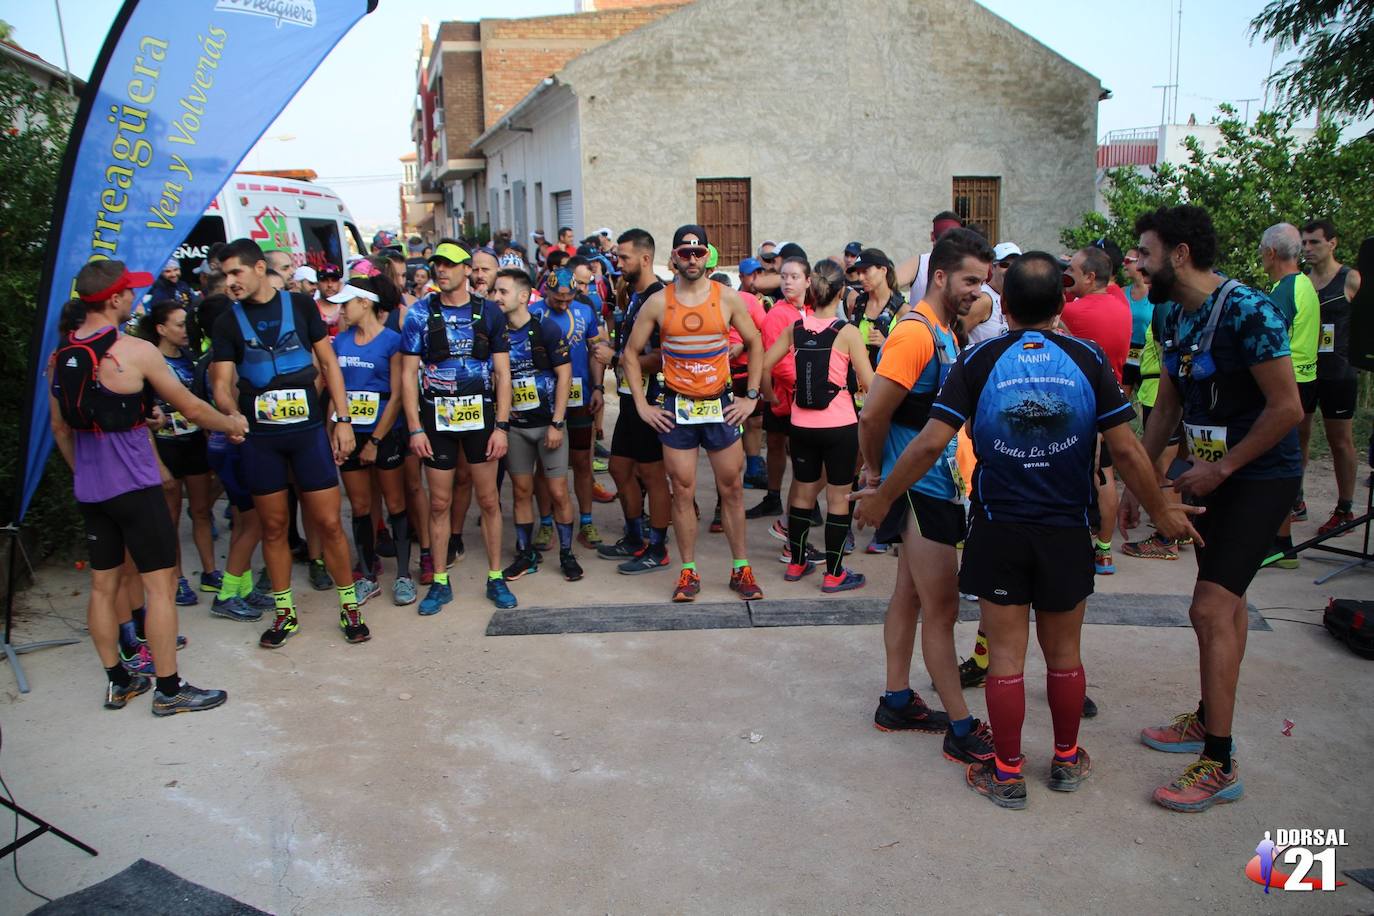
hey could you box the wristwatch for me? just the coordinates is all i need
[746,387,760,400]
[495,421,511,432]
[592,384,604,392]
[337,415,352,424]
[368,436,382,447]
[551,419,566,430]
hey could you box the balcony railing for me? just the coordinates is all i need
[1097,126,1159,169]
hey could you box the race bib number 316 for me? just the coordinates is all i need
[435,395,484,432]
[512,376,540,411]
[254,389,310,425]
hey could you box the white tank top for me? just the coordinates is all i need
[965,283,1007,348]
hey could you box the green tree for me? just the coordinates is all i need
[1251,0,1374,123]
[1062,107,1374,287]
[0,65,81,553]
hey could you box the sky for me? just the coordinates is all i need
[2,0,1340,228]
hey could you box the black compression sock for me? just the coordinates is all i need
[131,605,146,642]
[1337,499,1353,514]
[787,505,812,566]
[352,516,376,575]
[155,673,181,696]
[389,512,412,578]
[106,664,132,688]
[1196,700,1206,728]
[824,512,850,577]
[1202,732,1232,772]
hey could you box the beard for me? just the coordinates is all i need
[677,262,705,281]
[1146,261,1176,304]
[622,263,641,286]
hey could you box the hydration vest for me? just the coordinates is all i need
[50,326,148,432]
[424,295,491,365]
[514,316,554,373]
[889,310,956,429]
[232,292,317,395]
[792,318,846,410]
[1161,280,1262,423]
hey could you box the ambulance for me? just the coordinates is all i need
[170,172,365,274]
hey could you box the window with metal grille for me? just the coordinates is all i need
[952,177,1000,242]
[695,178,751,266]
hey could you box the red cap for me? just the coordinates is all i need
[79,268,155,303]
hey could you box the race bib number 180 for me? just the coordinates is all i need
[1185,423,1228,463]
[156,410,199,438]
[254,389,310,425]
[435,395,484,432]
[674,395,724,426]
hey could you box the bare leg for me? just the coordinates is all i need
[161,477,184,578]
[709,442,748,559]
[1325,416,1356,505]
[662,447,701,563]
[903,518,968,721]
[1190,580,1249,739]
[883,557,919,691]
[254,490,294,593]
[185,473,216,573]
[470,459,503,572]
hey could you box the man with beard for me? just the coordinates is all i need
[621,225,764,602]
[1121,205,1303,813]
[857,228,997,766]
[592,229,673,574]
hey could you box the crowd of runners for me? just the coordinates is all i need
[48,205,1364,814]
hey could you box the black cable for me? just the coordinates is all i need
[0,719,54,903]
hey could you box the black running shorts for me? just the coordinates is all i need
[875,490,965,547]
[958,516,1094,613]
[420,396,495,469]
[340,425,407,473]
[79,486,178,573]
[789,423,858,485]
[154,433,211,480]
[1191,475,1302,596]
[611,394,664,464]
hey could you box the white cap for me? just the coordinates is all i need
[164,258,180,271]
[596,226,612,238]
[326,283,379,304]
[992,242,1023,261]
[292,265,318,283]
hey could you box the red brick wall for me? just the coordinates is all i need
[479,3,691,128]
[435,22,483,160]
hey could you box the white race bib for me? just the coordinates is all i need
[512,376,540,412]
[333,390,380,425]
[254,388,310,425]
[1319,323,1335,354]
[568,377,585,408]
[1126,346,1143,368]
[1185,423,1228,463]
[674,394,724,425]
[435,395,484,433]
[156,410,199,438]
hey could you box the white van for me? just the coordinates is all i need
[170,172,364,275]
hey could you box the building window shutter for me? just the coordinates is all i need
[952,177,1000,242]
[695,178,751,266]
[553,191,574,238]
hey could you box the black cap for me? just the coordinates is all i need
[1092,237,1124,274]
[847,247,892,274]
[844,241,863,257]
[777,242,808,263]
[672,224,708,248]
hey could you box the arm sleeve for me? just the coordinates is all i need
[542,319,571,367]
[930,353,977,428]
[874,320,935,390]
[293,294,327,344]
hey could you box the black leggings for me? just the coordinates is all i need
[789,423,859,485]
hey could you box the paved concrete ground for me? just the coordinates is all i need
[1,405,1371,913]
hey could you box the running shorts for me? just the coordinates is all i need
[874,490,965,547]
[1308,376,1358,420]
[154,433,210,480]
[78,486,178,572]
[1140,404,1183,447]
[1191,476,1301,596]
[340,425,407,473]
[567,405,595,451]
[659,391,742,453]
[206,435,254,512]
[507,423,570,478]
[789,423,858,484]
[611,395,664,464]
[420,395,495,469]
[958,516,1095,612]
[240,425,339,496]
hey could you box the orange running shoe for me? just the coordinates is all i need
[592,481,617,504]
[1140,710,1206,753]
[1152,757,1242,812]
[671,568,701,603]
[729,564,764,600]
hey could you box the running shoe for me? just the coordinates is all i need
[152,681,228,716]
[210,595,262,622]
[745,493,782,519]
[375,525,396,558]
[393,576,418,606]
[873,693,950,733]
[104,675,151,710]
[960,593,979,602]
[354,577,380,606]
[259,611,299,649]
[503,549,540,581]
[1260,549,1299,570]
[942,719,996,765]
[244,589,275,612]
[1082,695,1099,719]
[709,507,723,533]
[843,530,855,555]
[743,471,769,490]
[778,544,824,565]
[592,456,609,474]
[594,441,611,460]
[418,553,436,585]
[418,582,452,616]
[729,566,764,600]
[768,519,789,542]
[966,762,1028,810]
[354,556,383,582]
[597,537,645,559]
[199,570,224,593]
[339,605,371,644]
[1140,711,1206,753]
[671,568,701,602]
[783,560,816,582]
[821,568,866,593]
[1318,509,1355,537]
[119,643,155,675]
[1290,499,1308,522]
[446,534,466,567]
[1121,532,1178,560]
[533,524,554,552]
[957,656,987,689]
[1094,545,1115,575]
[486,577,517,609]
[592,482,616,503]
[1048,747,1092,792]
[1152,758,1242,812]
[577,521,603,548]
[865,538,890,555]
[560,551,584,582]
[308,558,332,591]
[175,577,198,606]
[619,549,671,575]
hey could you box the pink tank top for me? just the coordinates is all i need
[790,313,856,429]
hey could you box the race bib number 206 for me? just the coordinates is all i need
[435,395,484,432]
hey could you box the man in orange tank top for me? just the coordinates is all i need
[622,225,766,603]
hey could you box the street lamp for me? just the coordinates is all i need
[251,133,297,170]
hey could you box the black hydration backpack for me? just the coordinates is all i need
[50,326,147,432]
[792,318,845,410]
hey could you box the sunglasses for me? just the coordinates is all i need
[1123,255,1139,265]
[995,259,1015,269]
[759,253,777,261]
[675,245,709,260]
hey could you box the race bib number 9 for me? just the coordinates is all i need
[568,377,585,408]
[1319,323,1335,354]
[1185,423,1228,463]
[435,395,484,433]
[674,395,724,426]
[254,389,310,425]
[157,410,199,438]
[512,376,540,412]
[334,391,380,425]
